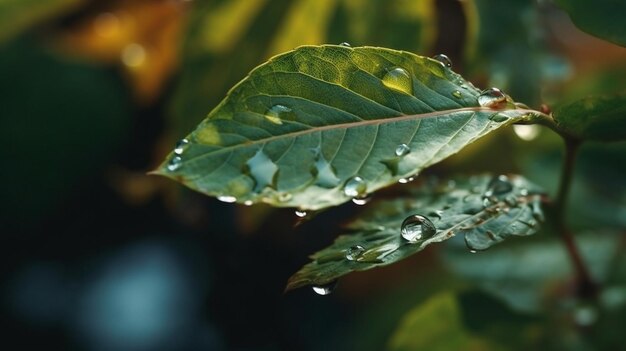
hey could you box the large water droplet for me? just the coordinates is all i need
[432,54,452,68]
[395,143,411,157]
[174,138,189,155]
[265,104,292,125]
[344,176,367,198]
[312,149,341,188]
[346,245,365,261]
[382,67,413,95]
[217,195,237,203]
[312,281,337,295]
[485,175,513,197]
[246,149,279,192]
[339,42,351,47]
[167,156,182,171]
[401,214,436,242]
[478,87,507,108]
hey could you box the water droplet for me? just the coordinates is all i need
[344,176,367,198]
[478,88,507,108]
[167,156,182,171]
[174,138,189,155]
[352,195,370,206]
[339,42,351,47]
[428,210,444,219]
[246,149,278,192]
[312,281,337,295]
[513,124,541,141]
[265,104,292,125]
[312,148,340,188]
[295,209,307,218]
[452,90,462,98]
[244,200,253,206]
[485,175,513,197]
[346,245,365,261]
[401,214,436,242]
[382,67,413,95]
[395,143,411,157]
[432,54,452,68]
[217,195,237,203]
[278,192,292,202]
[398,176,414,184]
[469,249,477,254]
[488,114,509,122]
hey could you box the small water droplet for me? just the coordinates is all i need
[295,209,307,218]
[344,176,367,198]
[265,104,292,125]
[352,195,370,206]
[339,42,351,47]
[217,195,237,203]
[428,210,444,219]
[278,192,292,202]
[485,175,513,198]
[401,214,437,242]
[488,114,509,122]
[167,156,182,171]
[478,88,507,108]
[346,245,365,261]
[244,200,253,206]
[452,90,462,98]
[395,143,411,157]
[312,281,337,295]
[469,249,477,254]
[432,54,452,68]
[513,124,541,141]
[382,67,413,95]
[174,138,189,155]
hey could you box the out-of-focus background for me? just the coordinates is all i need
[1,0,626,350]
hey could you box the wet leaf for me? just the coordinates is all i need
[156,45,540,210]
[555,0,626,47]
[285,174,545,291]
[553,92,626,142]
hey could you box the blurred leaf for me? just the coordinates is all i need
[156,45,541,210]
[443,231,621,313]
[0,0,83,44]
[286,174,545,291]
[387,292,501,351]
[553,92,626,142]
[0,38,131,230]
[555,0,626,47]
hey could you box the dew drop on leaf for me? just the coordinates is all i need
[344,176,367,198]
[246,149,278,192]
[217,195,237,203]
[339,42,351,47]
[432,54,452,68]
[174,138,189,155]
[265,104,292,125]
[395,143,411,157]
[345,245,365,261]
[401,214,436,242]
[478,87,507,108]
[167,156,182,171]
[452,90,462,98]
[312,280,337,295]
[382,67,413,95]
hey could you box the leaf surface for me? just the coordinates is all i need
[555,0,626,47]
[553,92,626,142]
[286,174,545,291]
[157,45,539,210]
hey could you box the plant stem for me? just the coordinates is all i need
[554,138,597,298]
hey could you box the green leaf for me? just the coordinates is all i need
[285,174,545,291]
[156,45,539,210]
[387,292,501,351]
[0,0,83,44]
[555,0,626,47]
[443,231,621,312]
[553,92,626,142]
